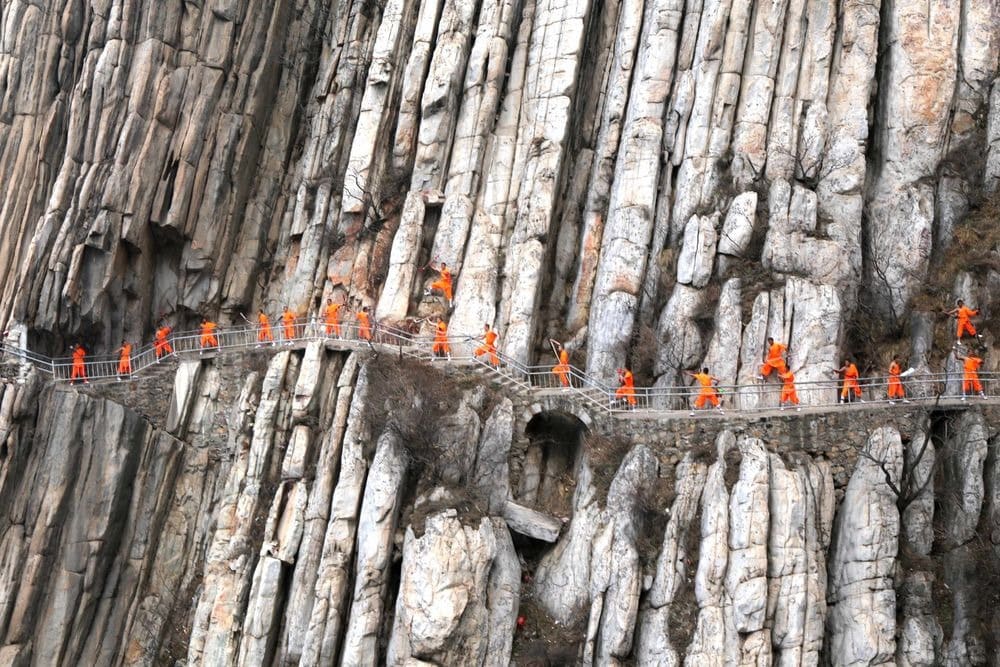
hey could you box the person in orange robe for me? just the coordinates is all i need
[551,339,571,387]
[947,299,981,341]
[117,341,132,378]
[324,298,342,337]
[200,319,219,351]
[281,307,296,341]
[257,310,273,344]
[778,369,800,410]
[474,324,499,366]
[356,307,372,341]
[432,319,450,358]
[835,359,862,403]
[615,368,637,408]
[688,368,723,415]
[887,356,906,403]
[71,344,88,384]
[759,337,788,380]
[154,325,173,359]
[956,351,986,399]
[428,262,453,302]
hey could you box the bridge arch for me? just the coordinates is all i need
[514,408,589,520]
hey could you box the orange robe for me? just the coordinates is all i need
[963,356,983,394]
[616,370,637,406]
[430,268,453,301]
[760,342,788,377]
[433,321,450,356]
[692,372,720,408]
[154,326,173,358]
[552,349,571,387]
[356,312,371,340]
[71,346,87,382]
[200,322,219,349]
[475,329,499,365]
[841,363,861,399]
[281,310,296,340]
[779,370,799,405]
[324,303,342,336]
[887,361,905,399]
[956,305,979,338]
[118,343,132,375]
[258,314,273,342]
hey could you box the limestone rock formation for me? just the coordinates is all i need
[0,0,999,664]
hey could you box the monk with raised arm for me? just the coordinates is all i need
[154,325,173,359]
[257,310,273,344]
[551,340,571,388]
[71,344,88,384]
[615,368,637,408]
[324,298,342,337]
[474,324,499,366]
[835,358,862,404]
[117,341,132,378]
[428,262,453,302]
[758,337,788,380]
[946,299,981,342]
[688,367,723,415]
[955,349,986,400]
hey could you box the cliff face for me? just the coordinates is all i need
[1,0,1000,665]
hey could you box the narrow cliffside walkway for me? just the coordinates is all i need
[1,319,996,420]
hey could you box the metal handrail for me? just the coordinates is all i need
[1,317,996,418]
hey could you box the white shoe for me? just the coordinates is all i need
[961,396,967,401]
[859,399,866,403]
[689,411,695,416]
[718,408,724,414]
[903,399,911,403]
[980,392,987,399]
[888,400,895,405]
[796,407,801,412]
[780,405,786,411]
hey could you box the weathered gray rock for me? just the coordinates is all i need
[826,426,903,666]
[387,513,518,666]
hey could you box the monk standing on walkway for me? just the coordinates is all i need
[835,359,862,403]
[778,369,800,411]
[615,368,637,408]
[281,307,296,342]
[257,310,273,344]
[946,299,982,342]
[551,340,571,388]
[427,262,453,303]
[887,356,908,403]
[200,319,219,353]
[474,324,499,366]
[324,298,342,337]
[432,319,451,359]
[758,337,788,381]
[688,367,723,415]
[356,307,372,341]
[117,341,132,378]
[154,325,173,360]
[955,349,986,400]
[71,344,88,384]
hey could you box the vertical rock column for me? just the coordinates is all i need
[826,426,902,666]
[498,0,593,364]
[586,0,684,381]
[865,0,960,323]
